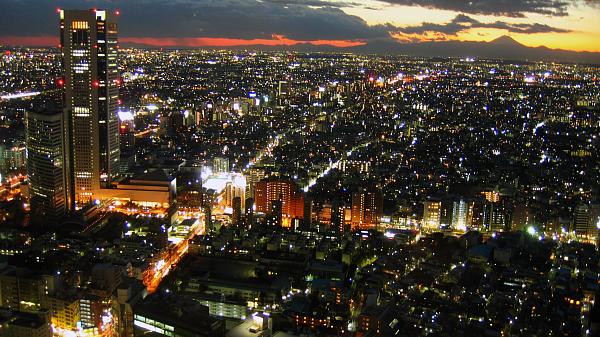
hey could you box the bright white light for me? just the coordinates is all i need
[232,175,246,188]
[118,110,134,121]
[533,122,545,135]
[1,91,40,100]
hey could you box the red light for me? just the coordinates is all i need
[93,81,99,87]
[56,8,61,13]
[115,78,121,85]
[117,99,122,105]
[57,79,64,86]
[115,10,120,15]
[4,50,10,56]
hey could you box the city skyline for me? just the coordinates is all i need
[0,3,599,337]
[0,0,599,55]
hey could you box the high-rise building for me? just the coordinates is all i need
[225,181,245,211]
[60,9,120,206]
[0,144,26,175]
[317,202,332,226]
[245,168,265,200]
[451,199,473,231]
[255,179,304,227]
[574,202,600,241]
[231,196,242,224]
[574,204,589,236]
[25,110,68,224]
[212,157,229,173]
[351,187,382,230]
[422,201,441,230]
[483,197,514,233]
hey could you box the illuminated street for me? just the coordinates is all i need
[143,214,205,293]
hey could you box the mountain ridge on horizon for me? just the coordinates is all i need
[489,35,525,46]
[2,35,599,64]
[119,35,600,64]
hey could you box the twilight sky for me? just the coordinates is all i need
[1,0,599,52]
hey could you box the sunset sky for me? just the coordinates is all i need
[1,0,599,52]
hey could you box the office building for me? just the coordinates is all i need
[25,110,68,224]
[422,201,441,230]
[60,9,120,206]
[244,167,265,199]
[224,180,245,211]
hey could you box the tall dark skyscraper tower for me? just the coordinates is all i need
[26,110,68,224]
[60,9,120,206]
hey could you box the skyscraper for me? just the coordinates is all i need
[225,180,245,211]
[60,9,120,206]
[26,110,68,224]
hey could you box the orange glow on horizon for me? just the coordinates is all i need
[120,34,366,48]
[1,31,598,52]
[391,29,600,53]
[0,34,364,48]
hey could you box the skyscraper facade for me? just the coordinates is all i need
[451,199,473,231]
[245,167,265,200]
[26,110,68,224]
[60,9,120,206]
[351,187,383,230]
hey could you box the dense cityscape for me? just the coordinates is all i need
[0,6,599,337]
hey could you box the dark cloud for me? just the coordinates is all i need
[484,21,571,34]
[0,0,577,48]
[0,0,392,41]
[396,14,571,37]
[377,0,571,17]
